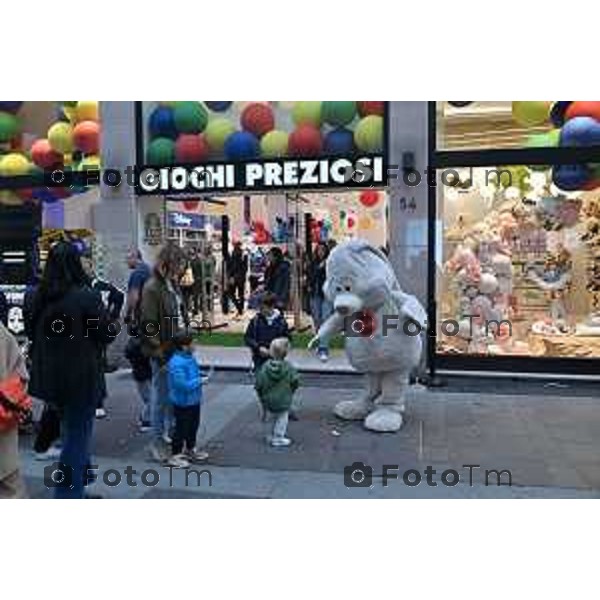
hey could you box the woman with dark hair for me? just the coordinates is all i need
[28,242,113,499]
[307,242,333,362]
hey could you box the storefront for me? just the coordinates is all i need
[133,101,389,323]
[429,101,600,374]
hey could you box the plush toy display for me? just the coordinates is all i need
[308,240,427,433]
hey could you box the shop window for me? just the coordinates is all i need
[436,165,600,358]
[436,101,600,152]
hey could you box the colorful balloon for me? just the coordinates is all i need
[560,116,600,147]
[204,118,236,152]
[322,101,357,126]
[354,115,383,152]
[324,128,354,155]
[174,102,208,134]
[512,101,551,127]
[359,190,380,208]
[565,101,600,123]
[73,120,100,154]
[288,124,322,157]
[149,106,177,139]
[260,130,289,157]
[175,134,209,163]
[224,131,260,161]
[241,103,275,138]
[76,101,99,122]
[205,101,232,112]
[0,153,30,177]
[48,122,74,154]
[146,137,175,164]
[292,102,322,127]
[31,139,63,168]
[357,101,385,117]
[0,111,20,142]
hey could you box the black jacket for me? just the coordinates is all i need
[226,251,248,282]
[28,286,114,407]
[91,277,125,320]
[307,259,327,298]
[244,311,290,370]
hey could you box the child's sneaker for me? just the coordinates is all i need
[166,454,190,469]
[162,432,173,445]
[270,437,292,447]
[34,446,62,461]
[317,349,329,362]
[139,420,152,433]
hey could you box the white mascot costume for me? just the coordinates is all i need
[309,240,427,433]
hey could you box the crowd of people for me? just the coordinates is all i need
[0,239,308,499]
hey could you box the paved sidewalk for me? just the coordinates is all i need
[18,370,600,498]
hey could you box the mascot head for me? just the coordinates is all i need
[324,240,400,316]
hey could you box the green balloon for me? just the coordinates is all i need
[147,137,175,164]
[205,118,235,152]
[0,111,20,142]
[322,101,357,127]
[526,130,560,148]
[174,102,208,134]
[261,130,289,157]
[292,101,322,127]
[354,115,383,152]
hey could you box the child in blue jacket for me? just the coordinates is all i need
[166,331,208,468]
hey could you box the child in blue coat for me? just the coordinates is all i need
[166,331,208,468]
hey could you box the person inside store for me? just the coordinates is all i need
[307,242,333,362]
[27,241,114,499]
[179,248,196,319]
[139,244,187,463]
[123,248,152,433]
[200,244,216,320]
[80,247,125,418]
[190,246,204,317]
[226,241,248,320]
[0,320,29,499]
[264,246,291,314]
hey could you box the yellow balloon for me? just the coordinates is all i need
[77,155,101,170]
[0,153,31,177]
[76,100,99,122]
[512,101,551,127]
[48,122,74,154]
[63,106,78,123]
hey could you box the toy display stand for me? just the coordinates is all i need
[529,330,600,358]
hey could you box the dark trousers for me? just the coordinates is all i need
[182,286,194,316]
[228,279,246,315]
[55,401,96,499]
[172,404,201,455]
[34,403,61,453]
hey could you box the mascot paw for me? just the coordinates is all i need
[364,407,404,433]
[334,400,372,421]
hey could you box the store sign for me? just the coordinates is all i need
[143,212,163,246]
[168,212,205,229]
[0,284,26,337]
[136,155,386,195]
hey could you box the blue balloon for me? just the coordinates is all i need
[149,106,177,140]
[324,127,355,155]
[550,101,571,127]
[560,116,600,147]
[552,164,591,191]
[224,131,260,161]
[205,101,233,112]
[0,101,23,113]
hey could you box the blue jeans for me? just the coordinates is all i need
[55,402,96,499]
[136,379,152,424]
[150,359,172,440]
[310,295,333,352]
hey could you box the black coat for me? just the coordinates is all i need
[265,260,291,308]
[244,311,290,370]
[28,286,114,408]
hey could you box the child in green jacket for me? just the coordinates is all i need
[255,337,300,447]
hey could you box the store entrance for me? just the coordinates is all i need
[162,189,389,337]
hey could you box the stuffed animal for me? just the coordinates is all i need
[308,240,427,433]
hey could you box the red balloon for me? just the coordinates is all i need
[359,190,380,207]
[175,134,208,163]
[31,139,63,168]
[241,103,275,138]
[183,200,200,210]
[288,124,322,157]
[73,120,100,154]
[358,101,385,117]
[565,101,600,123]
